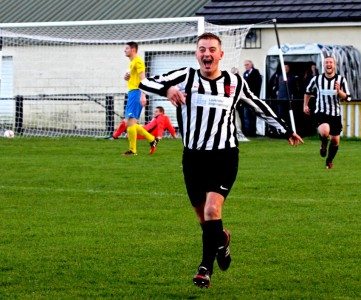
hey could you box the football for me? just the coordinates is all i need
[4,129,15,138]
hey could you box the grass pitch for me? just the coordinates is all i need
[0,137,360,299]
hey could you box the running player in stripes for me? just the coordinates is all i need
[140,32,303,288]
[304,56,351,169]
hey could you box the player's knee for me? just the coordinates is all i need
[204,203,221,219]
[330,136,340,146]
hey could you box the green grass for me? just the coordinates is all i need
[0,137,360,299]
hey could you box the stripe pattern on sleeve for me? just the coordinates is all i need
[140,68,291,150]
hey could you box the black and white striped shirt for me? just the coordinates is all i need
[306,74,351,116]
[140,67,292,151]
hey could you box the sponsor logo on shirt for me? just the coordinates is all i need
[320,89,337,96]
[193,94,232,110]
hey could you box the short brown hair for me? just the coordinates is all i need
[156,106,165,114]
[197,32,222,46]
[126,41,138,52]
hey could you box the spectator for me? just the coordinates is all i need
[303,62,319,89]
[237,60,262,137]
[269,63,297,125]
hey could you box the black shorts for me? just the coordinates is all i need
[315,113,342,136]
[182,147,239,207]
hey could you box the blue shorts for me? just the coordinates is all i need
[125,89,143,119]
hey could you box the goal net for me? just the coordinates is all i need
[0,18,251,137]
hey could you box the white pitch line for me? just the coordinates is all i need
[0,185,187,198]
[0,185,326,203]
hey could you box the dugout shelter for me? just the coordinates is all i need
[256,43,361,137]
[264,43,361,100]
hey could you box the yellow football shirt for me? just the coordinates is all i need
[127,55,146,91]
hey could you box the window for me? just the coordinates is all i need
[243,29,261,49]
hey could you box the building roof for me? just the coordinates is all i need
[196,0,361,25]
[0,0,208,23]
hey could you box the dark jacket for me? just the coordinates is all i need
[243,68,262,97]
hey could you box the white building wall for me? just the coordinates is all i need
[4,45,122,95]
[239,25,361,99]
[2,43,198,96]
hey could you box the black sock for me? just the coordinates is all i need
[319,135,329,148]
[327,143,339,163]
[200,219,223,274]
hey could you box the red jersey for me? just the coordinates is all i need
[144,114,176,138]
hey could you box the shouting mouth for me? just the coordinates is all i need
[326,66,333,73]
[203,59,213,69]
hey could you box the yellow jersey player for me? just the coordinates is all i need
[113,41,159,155]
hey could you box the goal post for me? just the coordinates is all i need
[0,18,251,137]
